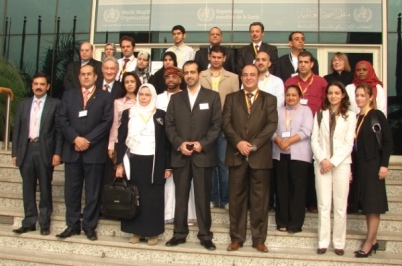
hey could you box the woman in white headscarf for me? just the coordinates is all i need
[116,83,171,246]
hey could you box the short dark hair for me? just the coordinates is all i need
[32,72,50,84]
[285,84,302,97]
[182,60,200,73]
[298,51,313,62]
[288,31,304,41]
[209,45,226,56]
[119,36,135,47]
[121,71,142,96]
[249,22,264,32]
[172,25,185,34]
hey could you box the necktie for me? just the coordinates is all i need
[29,100,41,139]
[122,58,130,73]
[81,60,89,66]
[255,45,259,53]
[103,84,110,92]
[246,92,254,114]
[83,89,90,106]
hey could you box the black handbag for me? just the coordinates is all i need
[101,177,140,220]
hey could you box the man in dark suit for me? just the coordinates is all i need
[63,42,103,90]
[95,56,123,101]
[165,61,221,251]
[223,65,278,253]
[236,22,278,75]
[11,72,63,236]
[56,64,113,241]
[195,27,236,73]
[274,31,319,82]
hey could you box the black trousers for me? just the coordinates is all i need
[173,159,213,241]
[64,156,104,231]
[19,142,53,229]
[274,154,310,231]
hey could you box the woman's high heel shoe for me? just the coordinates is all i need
[372,242,379,254]
[355,245,373,258]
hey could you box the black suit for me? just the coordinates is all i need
[165,88,222,241]
[274,52,319,82]
[195,46,236,73]
[95,79,124,101]
[12,96,63,229]
[236,42,278,75]
[57,87,113,231]
[63,59,103,90]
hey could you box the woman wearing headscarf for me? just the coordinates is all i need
[324,52,353,86]
[134,51,151,84]
[311,81,356,256]
[345,60,386,114]
[353,84,393,258]
[115,83,171,246]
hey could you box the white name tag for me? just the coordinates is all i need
[281,131,291,138]
[199,103,209,110]
[291,73,298,77]
[207,63,211,69]
[300,98,308,105]
[79,110,88,117]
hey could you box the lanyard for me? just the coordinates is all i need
[355,108,372,139]
[83,86,96,110]
[259,73,271,90]
[174,47,186,64]
[298,75,314,96]
[285,104,301,129]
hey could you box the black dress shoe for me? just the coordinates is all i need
[200,240,216,251]
[84,229,98,241]
[56,227,81,238]
[12,226,36,234]
[165,237,186,247]
[40,228,50,236]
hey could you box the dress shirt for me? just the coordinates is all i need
[188,85,201,110]
[257,71,285,108]
[29,94,47,138]
[166,44,195,69]
[103,81,115,93]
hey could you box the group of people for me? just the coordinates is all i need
[10,22,393,258]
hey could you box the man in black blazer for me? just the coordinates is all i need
[274,31,319,82]
[95,56,123,101]
[63,42,103,90]
[195,27,236,73]
[11,73,63,236]
[56,64,113,241]
[236,22,278,75]
[165,61,222,251]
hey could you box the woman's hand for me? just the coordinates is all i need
[108,149,115,159]
[378,166,388,180]
[115,165,124,178]
[320,159,334,174]
[164,169,173,179]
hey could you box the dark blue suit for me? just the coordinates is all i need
[58,87,113,231]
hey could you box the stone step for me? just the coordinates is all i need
[0,176,65,196]
[0,163,65,180]
[0,224,401,266]
[2,207,402,253]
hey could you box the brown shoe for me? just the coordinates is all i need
[317,248,327,254]
[147,236,158,246]
[129,234,141,244]
[227,241,243,251]
[252,243,268,253]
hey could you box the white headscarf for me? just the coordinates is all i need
[131,83,157,118]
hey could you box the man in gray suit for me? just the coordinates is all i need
[165,61,222,251]
[11,73,63,236]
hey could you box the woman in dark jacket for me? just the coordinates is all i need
[324,52,353,86]
[115,83,171,246]
[353,83,393,257]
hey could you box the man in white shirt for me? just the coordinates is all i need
[254,51,285,108]
[166,25,195,69]
[117,36,137,81]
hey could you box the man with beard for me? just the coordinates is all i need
[117,36,137,81]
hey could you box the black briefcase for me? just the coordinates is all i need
[101,177,140,220]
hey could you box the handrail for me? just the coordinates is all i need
[0,87,14,151]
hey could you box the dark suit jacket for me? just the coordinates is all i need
[274,52,319,82]
[165,87,222,168]
[236,42,278,75]
[57,87,113,164]
[116,109,171,184]
[95,79,124,101]
[195,46,236,73]
[63,59,103,90]
[12,96,63,167]
[222,90,278,169]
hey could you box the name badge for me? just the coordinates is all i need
[281,131,291,138]
[300,98,308,105]
[207,63,211,69]
[199,103,209,110]
[79,110,88,117]
[291,73,298,77]
[252,59,256,64]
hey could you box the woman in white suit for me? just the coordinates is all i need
[311,80,356,256]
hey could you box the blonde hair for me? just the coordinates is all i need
[331,52,351,72]
[355,83,377,109]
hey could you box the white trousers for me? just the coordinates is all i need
[315,163,350,249]
[164,176,197,221]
